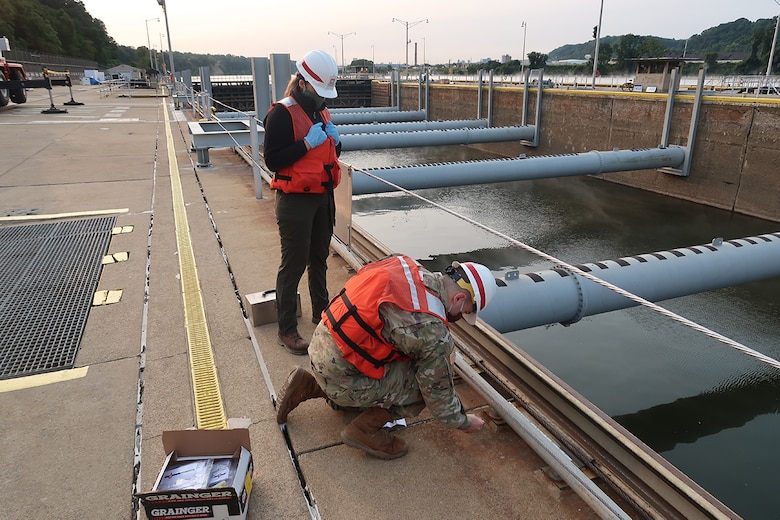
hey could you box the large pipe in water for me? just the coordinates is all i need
[480,233,780,333]
[351,146,686,195]
[341,125,534,152]
[330,110,427,125]
[338,119,490,135]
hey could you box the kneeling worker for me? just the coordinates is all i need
[276,254,503,459]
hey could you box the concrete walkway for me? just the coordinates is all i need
[0,84,605,519]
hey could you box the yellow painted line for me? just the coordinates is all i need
[163,99,227,430]
[0,208,129,222]
[0,367,89,393]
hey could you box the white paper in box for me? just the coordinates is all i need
[136,428,253,520]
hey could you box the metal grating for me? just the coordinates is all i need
[0,217,116,379]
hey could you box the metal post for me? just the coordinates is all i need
[199,66,211,118]
[680,66,706,177]
[477,70,484,120]
[487,69,495,128]
[591,0,604,89]
[157,1,176,91]
[269,53,291,103]
[522,68,530,126]
[766,3,780,87]
[251,57,271,118]
[418,70,423,112]
[395,69,401,108]
[660,67,680,148]
[520,21,527,80]
[328,32,355,74]
[392,18,428,78]
[425,69,430,119]
[249,116,263,199]
[145,18,159,71]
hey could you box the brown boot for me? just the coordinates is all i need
[340,408,409,460]
[278,330,309,355]
[276,366,327,424]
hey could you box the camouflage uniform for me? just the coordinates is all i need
[308,268,471,429]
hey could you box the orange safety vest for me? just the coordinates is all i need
[323,255,448,379]
[269,97,341,194]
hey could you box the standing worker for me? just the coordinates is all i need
[263,49,342,354]
[276,254,504,459]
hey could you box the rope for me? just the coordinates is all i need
[352,167,780,371]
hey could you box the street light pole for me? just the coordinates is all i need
[328,31,355,74]
[591,0,604,89]
[145,18,159,70]
[392,17,428,77]
[159,33,167,74]
[766,1,780,86]
[521,21,527,79]
[156,0,176,86]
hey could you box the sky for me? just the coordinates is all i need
[80,1,779,65]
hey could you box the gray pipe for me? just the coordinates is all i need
[341,126,534,152]
[338,119,489,135]
[352,146,685,195]
[329,106,400,113]
[330,110,427,125]
[480,233,780,333]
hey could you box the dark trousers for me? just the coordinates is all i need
[275,191,333,335]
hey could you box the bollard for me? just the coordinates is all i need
[40,69,67,114]
[63,70,84,106]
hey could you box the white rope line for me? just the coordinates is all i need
[353,167,780,370]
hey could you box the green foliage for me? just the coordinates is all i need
[528,51,548,68]
[549,17,777,63]
[0,0,117,65]
[0,0,253,72]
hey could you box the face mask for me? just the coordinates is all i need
[302,88,325,108]
[446,299,466,323]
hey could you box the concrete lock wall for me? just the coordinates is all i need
[390,82,780,223]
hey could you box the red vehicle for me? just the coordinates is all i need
[0,55,28,106]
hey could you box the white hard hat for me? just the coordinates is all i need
[296,49,338,98]
[452,261,498,325]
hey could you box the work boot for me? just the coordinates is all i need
[276,366,327,424]
[340,407,409,460]
[278,330,308,355]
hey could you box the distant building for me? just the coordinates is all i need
[501,54,512,64]
[625,57,688,93]
[552,59,589,65]
[106,64,145,81]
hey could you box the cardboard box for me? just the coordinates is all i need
[136,429,253,520]
[244,289,301,327]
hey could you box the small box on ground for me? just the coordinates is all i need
[244,289,301,327]
[136,428,253,520]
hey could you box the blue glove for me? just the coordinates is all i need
[304,123,327,149]
[324,121,340,145]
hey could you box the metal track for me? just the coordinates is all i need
[348,222,739,520]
